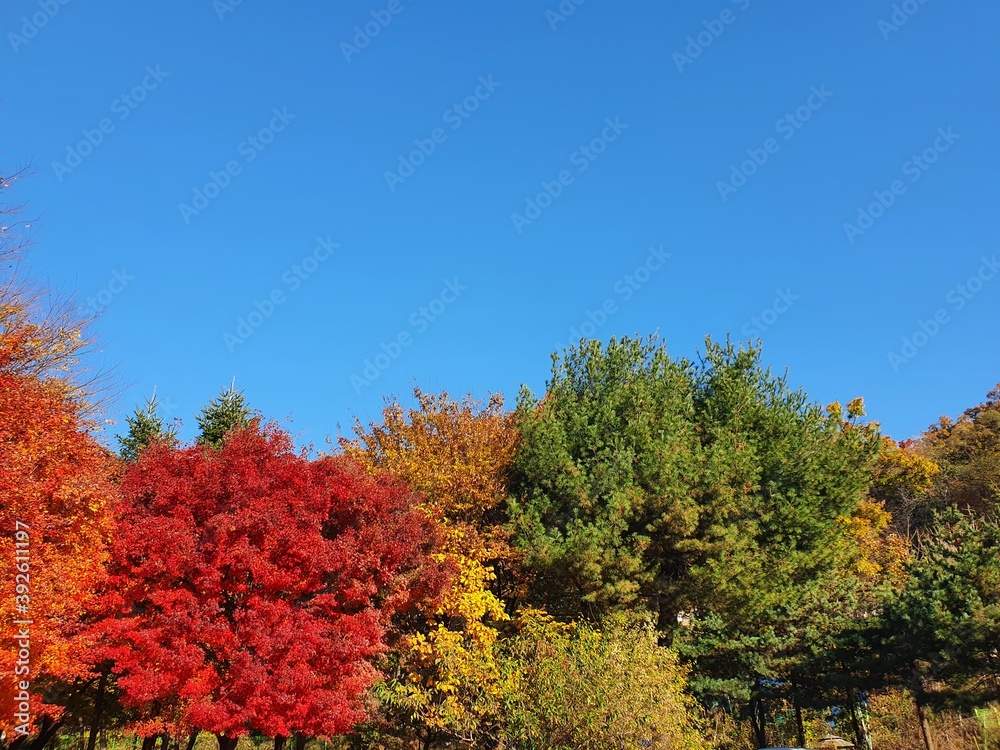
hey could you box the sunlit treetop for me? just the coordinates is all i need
[118,389,178,462]
[196,380,253,448]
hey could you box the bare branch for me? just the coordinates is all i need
[0,162,123,419]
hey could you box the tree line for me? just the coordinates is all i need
[2,177,999,750]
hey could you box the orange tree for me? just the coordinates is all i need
[1,275,117,746]
[341,389,519,748]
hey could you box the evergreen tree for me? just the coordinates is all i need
[197,380,252,447]
[828,509,1000,750]
[509,337,879,627]
[507,335,700,622]
[507,335,882,742]
[118,389,176,462]
[880,509,1000,707]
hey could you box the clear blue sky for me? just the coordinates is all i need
[4,1,998,448]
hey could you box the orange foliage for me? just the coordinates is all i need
[1,303,117,735]
[343,388,518,556]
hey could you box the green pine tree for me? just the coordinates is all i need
[880,509,1000,708]
[197,380,252,448]
[507,335,882,742]
[118,389,177,461]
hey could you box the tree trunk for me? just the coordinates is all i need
[854,696,873,750]
[157,735,169,750]
[794,699,806,749]
[749,688,768,749]
[272,738,285,750]
[86,672,109,750]
[184,734,198,750]
[847,695,865,750]
[27,716,62,750]
[292,735,306,750]
[215,737,238,750]
[140,738,157,750]
[914,692,937,750]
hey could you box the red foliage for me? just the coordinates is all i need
[97,426,443,741]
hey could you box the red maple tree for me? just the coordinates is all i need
[97,425,442,749]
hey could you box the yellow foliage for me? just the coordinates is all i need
[843,498,909,584]
[344,389,518,742]
[1,288,90,382]
[500,609,707,750]
[343,388,517,528]
[839,437,937,587]
[873,436,940,500]
[847,397,866,419]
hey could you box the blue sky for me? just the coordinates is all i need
[3,1,998,448]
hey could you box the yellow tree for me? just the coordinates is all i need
[842,425,925,588]
[344,390,516,525]
[341,389,518,747]
[869,435,941,538]
[824,402,924,587]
